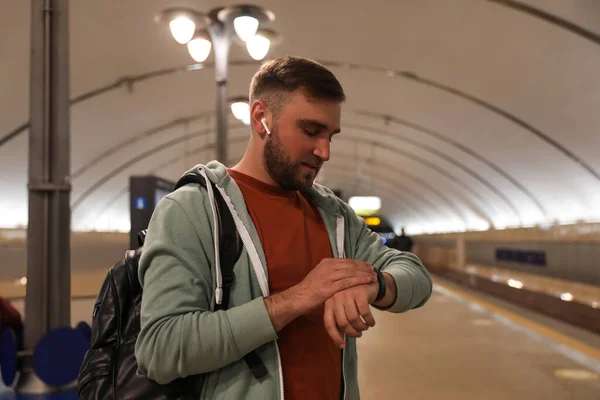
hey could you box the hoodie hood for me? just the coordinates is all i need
[184,161,345,216]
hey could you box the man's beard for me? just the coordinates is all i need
[263,125,322,192]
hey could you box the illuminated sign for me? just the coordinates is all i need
[348,196,381,216]
[364,217,381,226]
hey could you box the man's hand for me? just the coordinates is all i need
[293,258,378,313]
[264,259,378,332]
[323,282,379,349]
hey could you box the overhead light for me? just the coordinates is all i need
[14,277,27,286]
[217,4,275,43]
[187,31,212,62]
[231,101,250,121]
[233,16,259,41]
[246,34,270,60]
[349,196,381,216]
[240,116,251,126]
[560,293,574,302]
[507,279,523,289]
[169,16,196,44]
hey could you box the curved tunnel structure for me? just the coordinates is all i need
[1,3,600,398]
[1,0,599,235]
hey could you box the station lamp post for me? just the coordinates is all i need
[155,4,279,164]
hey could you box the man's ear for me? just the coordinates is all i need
[250,100,271,136]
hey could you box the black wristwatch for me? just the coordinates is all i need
[373,268,386,303]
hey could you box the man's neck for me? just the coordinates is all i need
[230,151,279,188]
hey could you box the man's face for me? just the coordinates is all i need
[263,91,341,192]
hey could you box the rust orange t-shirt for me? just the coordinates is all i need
[228,169,342,400]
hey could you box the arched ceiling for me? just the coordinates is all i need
[1,0,599,235]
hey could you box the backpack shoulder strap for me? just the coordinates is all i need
[174,171,267,381]
[173,173,208,191]
[212,184,241,311]
[173,173,241,309]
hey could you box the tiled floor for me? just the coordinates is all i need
[2,276,599,399]
[356,277,600,399]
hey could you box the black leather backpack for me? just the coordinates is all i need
[77,172,266,400]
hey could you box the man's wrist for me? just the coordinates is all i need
[372,272,397,309]
[373,268,386,303]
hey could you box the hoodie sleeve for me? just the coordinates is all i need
[134,188,277,385]
[344,205,432,313]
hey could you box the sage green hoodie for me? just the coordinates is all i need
[135,161,432,400]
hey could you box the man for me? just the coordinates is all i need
[135,56,432,400]
[393,227,414,252]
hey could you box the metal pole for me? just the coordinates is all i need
[22,0,71,391]
[208,21,233,164]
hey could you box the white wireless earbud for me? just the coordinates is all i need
[260,118,271,135]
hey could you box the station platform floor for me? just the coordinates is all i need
[1,276,599,399]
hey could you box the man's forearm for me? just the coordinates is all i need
[263,288,310,332]
[372,272,397,309]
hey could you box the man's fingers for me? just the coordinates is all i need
[324,301,345,348]
[334,275,377,292]
[344,299,369,332]
[331,269,375,282]
[334,301,362,338]
[331,260,374,273]
[356,298,376,327]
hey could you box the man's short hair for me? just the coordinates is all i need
[249,56,346,118]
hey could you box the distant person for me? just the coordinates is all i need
[135,56,432,400]
[393,228,414,252]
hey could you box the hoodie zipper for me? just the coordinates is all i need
[336,216,347,400]
[214,184,285,400]
[342,342,347,400]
